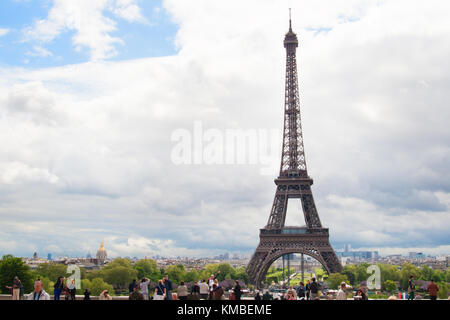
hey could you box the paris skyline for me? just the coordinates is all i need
[0,0,449,259]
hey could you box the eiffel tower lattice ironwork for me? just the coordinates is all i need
[246,13,342,287]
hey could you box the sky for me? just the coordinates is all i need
[0,0,449,259]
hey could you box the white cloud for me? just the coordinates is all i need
[23,0,146,60]
[26,46,53,57]
[0,0,449,257]
[0,28,10,37]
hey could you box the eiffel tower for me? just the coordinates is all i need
[246,13,342,287]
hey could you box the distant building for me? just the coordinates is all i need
[344,244,351,253]
[33,252,38,260]
[47,253,52,261]
[96,241,107,265]
[409,252,425,259]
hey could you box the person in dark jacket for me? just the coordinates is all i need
[305,280,311,300]
[164,275,173,300]
[233,281,242,300]
[129,285,144,300]
[129,279,137,293]
[296,282,306,299]
[254,291,262,300]
[191,281,200,296]
[83,289,91,300]
[53,277,64,300]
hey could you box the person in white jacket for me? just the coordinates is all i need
[336,282,348,300]
[27,281,50,300]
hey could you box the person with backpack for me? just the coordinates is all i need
[408,275,416,300]
[310,278,319,300]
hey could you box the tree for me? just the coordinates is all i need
[134,259,161,282]
[399,263,420,290]
[419,265,434,281]
[33,263,69,282]
[0,255,34,294]
[81,278,114,296]
[327,273,349,290]
[342,265,357,285]
[184,269,200,283]
[87,258,137,290]
[234,267,248,284]
[164,265,186,284]
[436,282,448,300]
[383,280,398,293]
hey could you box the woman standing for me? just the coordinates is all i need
[68,279,76,300]
[53,277,64,300]
[154,280,166,300]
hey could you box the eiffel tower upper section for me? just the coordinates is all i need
[279,15,308,180]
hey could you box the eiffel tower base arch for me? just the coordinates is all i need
[246,231,342,288]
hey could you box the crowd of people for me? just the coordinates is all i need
[127,272,243,301]
[4,273,444,300]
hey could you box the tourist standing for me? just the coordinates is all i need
[129,279,137,293]
[297,282,306,299]
[164,275,173,300]
[336,282,347,300]
[5,276,22,300]
[27,281,50,300]
[129,285,144,300]
[408,275,416,300]
[427,280,439,300]
[254,291,261,300]
[233,280,242,300]
[139,277,150,300]
[305,280,311,300]
[199,280,209,300]
[53,277,64,300]
[68,279,76,300]
[262,290,273,300]
[310,278,319,300]
[154,280,166,300]
[99,290,112,300]
[191,281,200,298]
[83,289,91,300]
[178,281,188,300]
[212,284,224,300]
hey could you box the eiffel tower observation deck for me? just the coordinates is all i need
[246,11,342,288]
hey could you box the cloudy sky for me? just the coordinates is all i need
[0,0,449,259]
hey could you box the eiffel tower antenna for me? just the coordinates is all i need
[246,13,342,288]
[289,8,292,31]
